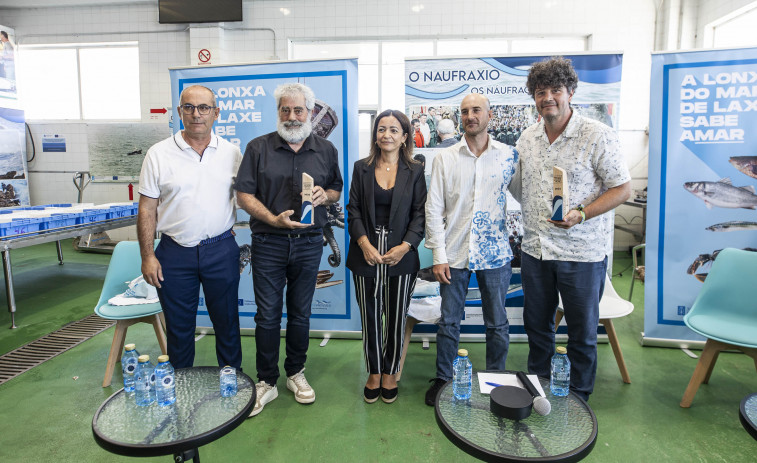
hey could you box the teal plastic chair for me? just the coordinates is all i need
[418,238,433,269]
[94,241,167,388]
[680,248,757,407]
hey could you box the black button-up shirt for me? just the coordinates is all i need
[234,131,343,234]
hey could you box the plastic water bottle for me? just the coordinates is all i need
[220,366,237,397]
[550,346,571,397]
[154,355,176,406]
[452,349,472,400]
[121,344,140,393]
[135,355,155,406]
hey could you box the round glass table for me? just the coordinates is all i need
[435,372,597,462]
[740,393,757,441]
[92,366,255,462]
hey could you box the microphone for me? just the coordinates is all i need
[516,371,551,416]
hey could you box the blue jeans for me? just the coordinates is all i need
[521,252,607,400]
[155,234,242,370]
[436,264,512,381]
[250,232,323,385]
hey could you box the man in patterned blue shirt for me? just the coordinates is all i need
[424,93,519,406]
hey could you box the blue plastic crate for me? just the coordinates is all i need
[107,205,129,219]
[42,213,78,230]
[0,218,43,237]
[78,209,109,224]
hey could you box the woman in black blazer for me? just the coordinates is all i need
[346,109,427,404]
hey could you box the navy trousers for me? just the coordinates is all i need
[521,252,607,400]
[250,233,323,385]
[155,234,242,370]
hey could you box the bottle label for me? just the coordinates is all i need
[160,374,174,389]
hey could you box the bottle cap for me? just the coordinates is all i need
[556,346,567,354]
[157,355,169,363]
[138,354,150,363]
[457,349,468,357]
[125,343,136,351]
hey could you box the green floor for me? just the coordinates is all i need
[0,241,755,462]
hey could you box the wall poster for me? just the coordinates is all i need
[645,47,757,345]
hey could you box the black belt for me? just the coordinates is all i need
[199,229,234,246]
[285,231,322,239]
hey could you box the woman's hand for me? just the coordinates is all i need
[381,243,410,266]
[359,240,384,266]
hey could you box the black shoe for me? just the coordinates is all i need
[380,387,398,404]
[425,378,448,406]
[364,387,380,403]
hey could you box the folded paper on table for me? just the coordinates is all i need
[477,372,546,397]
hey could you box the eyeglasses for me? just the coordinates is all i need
[180,104,216,115]
[279,106,307,116]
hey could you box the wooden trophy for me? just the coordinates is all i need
[301,173,314,225]
[551,166,569,221]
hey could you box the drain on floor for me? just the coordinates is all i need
[0,314,115,385]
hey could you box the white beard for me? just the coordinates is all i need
[277,119,312,144]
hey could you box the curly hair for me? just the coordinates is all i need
[525,56,578,96]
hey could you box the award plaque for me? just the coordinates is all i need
[551,166,569,221]
[301,172,314,224]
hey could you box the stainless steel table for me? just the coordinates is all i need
[434,372,597,462]
[615,200,646,243]
[92,366,255,462]
[0,216,136,328]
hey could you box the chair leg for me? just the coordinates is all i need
[151,314,168,356]
[601,319,631,384]
[628,277,635,301]
[680,339,726,408]
[554,311,564,332]
[703,350,720,384]
[103,320,130,388]
[158,311,167,333]
[396,317,419,382]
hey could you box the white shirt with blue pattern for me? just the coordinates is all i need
[425,136,519,270]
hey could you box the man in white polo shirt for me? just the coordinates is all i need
[137,85,243,370]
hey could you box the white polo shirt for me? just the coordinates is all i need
[139,131,242,247]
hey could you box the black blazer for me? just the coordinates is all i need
[346,158,427,277]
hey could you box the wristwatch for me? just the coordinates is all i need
[575,204,586,224]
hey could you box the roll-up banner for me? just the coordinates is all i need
[169,59,361,335]
[405,54,622,339]
[645,48,757,346]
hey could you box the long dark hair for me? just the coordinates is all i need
[365,110,416,167]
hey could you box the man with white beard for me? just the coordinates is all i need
[235,83,343,417]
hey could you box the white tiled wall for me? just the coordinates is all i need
[0,0,745,246]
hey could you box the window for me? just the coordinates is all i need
[18,42,141,120]
[711,4,757,48]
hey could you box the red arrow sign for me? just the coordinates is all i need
[150,108,167,114]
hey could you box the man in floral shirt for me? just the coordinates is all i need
[424,93,519,406]
[510,57,631,400]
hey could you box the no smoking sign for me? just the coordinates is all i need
[198,49,211,64]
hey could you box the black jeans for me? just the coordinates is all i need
[250,232,323,385]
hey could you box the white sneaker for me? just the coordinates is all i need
[286,368,315,404]
[249,381,278,417]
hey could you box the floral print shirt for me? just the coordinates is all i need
[511,112,631,262]
[425,136,518,270]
